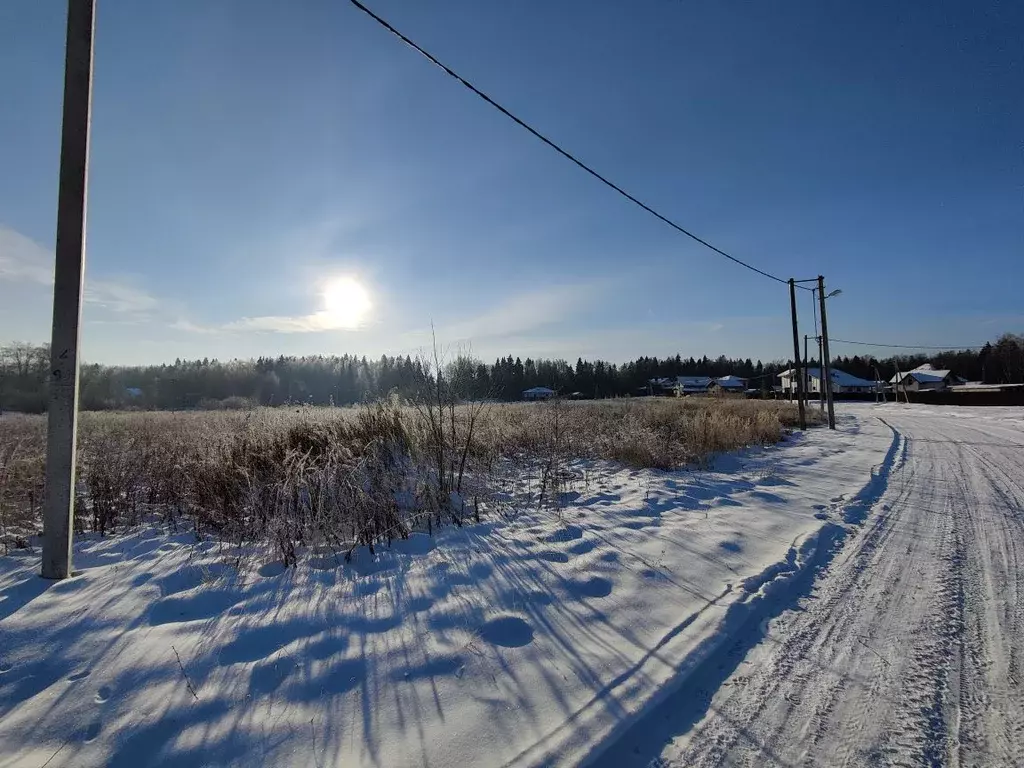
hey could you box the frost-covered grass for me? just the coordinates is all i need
[0,398,813,557]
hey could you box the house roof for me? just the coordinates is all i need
[779,367,878,388]
[676,376,713,387]
[714,376,747,389]
[523,386,555,395]
[889,365,953,384]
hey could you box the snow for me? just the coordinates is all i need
[613,403,1024,768]
[6,405,1019,767]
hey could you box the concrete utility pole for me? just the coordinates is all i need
[806,333,822,412]
[818,335,826,411]
[789,279,806,430]
[42,0,95,580]
[817,276,836,430]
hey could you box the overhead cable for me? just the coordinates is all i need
[829,338,987,350]
[348,0,798,287]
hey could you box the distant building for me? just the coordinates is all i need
[890,364,960,392]
[709,375,747,393]
[673,376,714,395]
[523,386,556,401]
[778,368,878,395]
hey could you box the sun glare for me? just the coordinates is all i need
[321,276,372,330]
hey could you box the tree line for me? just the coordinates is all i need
[1,334,1021,413]
[822,336,1024,387]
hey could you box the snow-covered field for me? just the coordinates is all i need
[1,405,1020,767]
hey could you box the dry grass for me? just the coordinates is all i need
[0,397,815,558]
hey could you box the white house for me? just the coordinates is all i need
[889,364,959,392]
[523,386,556,401]
[778,367,879,395]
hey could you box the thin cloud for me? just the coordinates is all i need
[175,282,601,343]
[223,311,350,334]
[431,282,603,344]
[0,226,54,284]
[0,225,161,318]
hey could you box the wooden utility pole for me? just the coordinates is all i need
[817,276,836,430]
[42,0,95,580]
[789,279,806,429]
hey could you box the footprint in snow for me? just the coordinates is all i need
[468,562,494,580]
[621,521,650,531]
[566,576,614,599]
[257,561,287,578]
[83,721,102,743]
[544,525,583,543]
[568,539,596,556]
[536,551,570,563]
[479,616,534,648]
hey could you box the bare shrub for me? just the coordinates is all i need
[0,397,811,559]
[0,415,45,551]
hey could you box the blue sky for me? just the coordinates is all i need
[1,0,1021,365]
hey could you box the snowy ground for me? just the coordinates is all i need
[3,405,1018,767]
[604,404,1024,768]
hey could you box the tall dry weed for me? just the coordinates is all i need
[0,397,812,559]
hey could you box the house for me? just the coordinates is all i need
[647,377,676,394]
[709,375,747,393]
[890,364,959,392]
[673,376,714,395]
[646,376,713,395]
[522,386,556,401]
[778,367,879,395]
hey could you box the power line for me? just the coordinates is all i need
[829,338,987,350]
[347,0,796,287]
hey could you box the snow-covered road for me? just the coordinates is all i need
[604,405,1024,768]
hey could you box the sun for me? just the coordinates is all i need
[321,276,372,329]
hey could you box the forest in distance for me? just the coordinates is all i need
[0,334,1022,413]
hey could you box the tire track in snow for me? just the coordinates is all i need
[604,407,1024,768]
[590,417,906,768]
